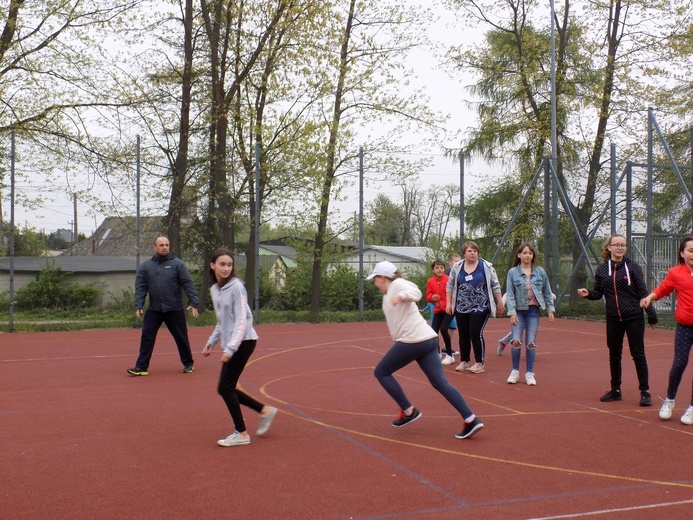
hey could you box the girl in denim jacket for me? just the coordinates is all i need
[505,243,554,386]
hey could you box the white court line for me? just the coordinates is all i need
[529,498,693,519]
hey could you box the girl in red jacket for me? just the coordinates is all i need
[426,259,455,365]
[641,235,693,425]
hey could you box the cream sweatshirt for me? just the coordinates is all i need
[383,278,438,343]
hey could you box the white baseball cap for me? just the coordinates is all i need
[366,261,398,280]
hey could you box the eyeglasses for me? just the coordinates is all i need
[610,244,627,248]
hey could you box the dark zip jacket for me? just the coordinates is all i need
[134,253,199,312]
[584,257,657,324]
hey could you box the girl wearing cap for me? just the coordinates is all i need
[369,261,484,439]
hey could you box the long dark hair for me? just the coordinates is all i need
[208,249,238,287]
[678,236,693,264]
[512,242,537,268]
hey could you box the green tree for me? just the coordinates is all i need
[448,0,686,299]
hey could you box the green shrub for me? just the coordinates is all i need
[14,265,101,310]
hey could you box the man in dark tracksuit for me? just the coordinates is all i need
[127,236,199,376]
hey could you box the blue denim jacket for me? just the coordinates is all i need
[505,265,554,316]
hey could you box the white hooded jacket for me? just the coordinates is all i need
[207,277,258,355]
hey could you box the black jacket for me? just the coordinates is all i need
[134,254,199,312]
[584,257,657,324]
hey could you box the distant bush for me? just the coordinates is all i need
[14,265,101,310]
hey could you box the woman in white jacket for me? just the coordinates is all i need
[202,249,277,447]
[369,261,484,439]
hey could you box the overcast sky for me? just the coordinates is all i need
[9,0,493,240]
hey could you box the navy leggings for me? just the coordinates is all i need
[374,337,475,421]
[667,324,693,403]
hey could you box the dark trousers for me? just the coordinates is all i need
[374,337,474,420]
[431,312,454,354]
[135,308,194,369]
[667,323,693,401]
[605,316,649,392]
[218,339,264,433]
[455,311,490,364]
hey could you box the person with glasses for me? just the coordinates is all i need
[577,234,658,406]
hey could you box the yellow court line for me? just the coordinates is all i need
[272,406,693,491]
[246,334,693,490]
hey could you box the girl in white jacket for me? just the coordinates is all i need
[202,249,277,447]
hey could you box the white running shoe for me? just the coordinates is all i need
[257,406,278,436]
[441,354,455,365]
[497,339,507,356]
[659,398,675,420]
[455,361,470,372]
[217,431,251,447]
[469,362,485,374]
[525,372,536,386]
[507,369,519,384]
[681,405,693,425]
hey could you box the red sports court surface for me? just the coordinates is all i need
[2,318,692,519]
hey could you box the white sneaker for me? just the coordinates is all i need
[257,406,278,436]
[217,431,251,447]
[441,354,455,366]
[497,339,507,356]
[507,369,519,384]
[659,398,675,420]
[681,405,693,425]
[455,361,470,372]
[469,362,485,374]
[525,372,536,386]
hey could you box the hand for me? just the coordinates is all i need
[577,288,588,298]
[640,295,655,308]
[202,343,213,357]
[431,294,440,302]
[220,352,232,363]
[510,315,517,326]
[391,295,402,305]
[649,323,658,329]
[445,303,453,314]
[187,306,199,318]
[135,309,143,319]
[548,311,555,322]
[496,302,506,316]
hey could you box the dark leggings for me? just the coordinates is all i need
[431,312,454,355]
[218,339,265,433]
[455,312,490,364]
[374,337,475,421]
[667,324,693,402]
[605,316,649,392]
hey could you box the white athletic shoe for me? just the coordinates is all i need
[525,372,537,386]
[507,369,519,384]
[441,354,455,366]
[681,405,693,425]
[217,431,251,447]
[659,398,675,420]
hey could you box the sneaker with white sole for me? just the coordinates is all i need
[455,417,484,439]
[392,408,422,427]
[455,361,470,372]
[497,339,507,356]
[525,372,536,386]
[507,369,519,384]
[469,362,485,374]
[659,398,675,420]
[217,431,251,447]
[257,406,278,436]
[681,405,693,425]
[441,354,455,366]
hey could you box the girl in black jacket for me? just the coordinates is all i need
[577,234,658,406]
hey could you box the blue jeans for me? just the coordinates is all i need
[374,337,475,421]
[510,306,540,372]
